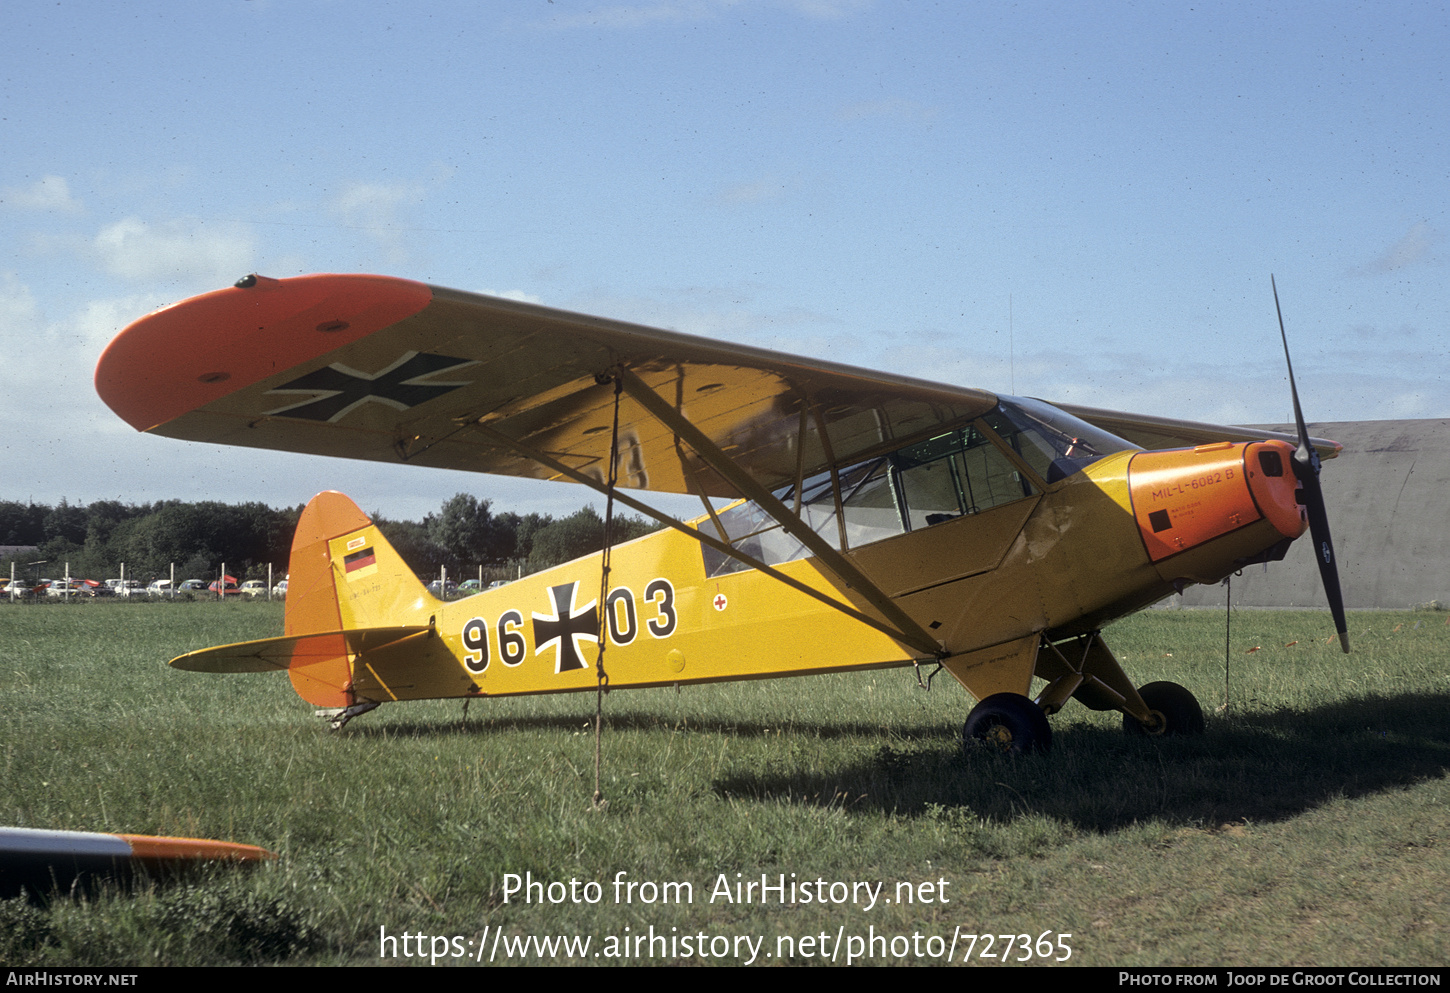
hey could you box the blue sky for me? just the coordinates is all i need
[2,0,1445,521]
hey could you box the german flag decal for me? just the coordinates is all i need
[344,546,377,580]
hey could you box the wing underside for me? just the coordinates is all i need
[96,275,997,500]
[96,274,1340,507]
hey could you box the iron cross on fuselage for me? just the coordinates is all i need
[532,582,600,674]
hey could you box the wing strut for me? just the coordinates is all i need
[471,420,943,658]
[615,368,945,658]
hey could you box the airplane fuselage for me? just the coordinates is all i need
[278,433,1305,713]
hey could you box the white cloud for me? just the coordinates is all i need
[71,293,170,351]
[1360,221,1438,275]
[92,217,257,285]
[1,175,83,213]
[1386,392,1433,418]
[331,181,423,227]
[0,289,164,416]
[0,272,41,330]
[329,180,428,262]
[479,288,545,305]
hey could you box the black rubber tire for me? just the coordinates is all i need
[962,693,1052,755]
[1123,681,1205,737]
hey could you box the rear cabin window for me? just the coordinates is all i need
[700,421,1038,577]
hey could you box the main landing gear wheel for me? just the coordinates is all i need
[1123,681,1205,737]
[962,693,1052,755]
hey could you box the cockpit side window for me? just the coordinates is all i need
[702,403,1115,576]
[702,457,908,577]
[894,424,1034,529]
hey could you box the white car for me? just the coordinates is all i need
[240,580,268,598]
[272,579,288,598]
[146,579,172,596]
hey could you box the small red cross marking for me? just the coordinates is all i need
[712,593,728,611]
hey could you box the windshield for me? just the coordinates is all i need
[986,396,1138,483]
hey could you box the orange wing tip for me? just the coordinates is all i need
[94,273,432,432]
[117,834,277,863]
[0,827,276,863]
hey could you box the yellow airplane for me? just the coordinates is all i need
[94,274,1347,752]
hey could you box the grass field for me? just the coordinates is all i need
[1,599,1446,966]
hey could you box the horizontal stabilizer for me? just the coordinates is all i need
[170,626,432,673]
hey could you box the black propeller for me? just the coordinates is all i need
[1272,275,1350,653]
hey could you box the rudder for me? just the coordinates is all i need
[284,491,437,706]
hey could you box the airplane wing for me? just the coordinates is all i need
[96,273,1340,502]
[95,274,998,499]
[1058,403,1342,462]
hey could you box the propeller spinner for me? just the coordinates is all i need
[1272,275,1350,653]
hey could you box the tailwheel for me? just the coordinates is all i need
[318,701,379,731]
[1123,681,1204,737]
[963,693,1052,755]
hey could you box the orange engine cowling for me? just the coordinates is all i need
[1127,439,1306,564]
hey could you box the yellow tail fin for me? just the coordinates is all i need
[284,491,438,706]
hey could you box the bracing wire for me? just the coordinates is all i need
[592,370,623,809]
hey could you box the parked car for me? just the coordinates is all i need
[115,580,144,597]
[146,579,172,596]
[178,579,208,593]
[208,579,241,596]
[271,579,288,599]
[45,580,86,597]
[240,580,267,598]
[2,580,35,598]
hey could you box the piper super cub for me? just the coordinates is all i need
[94,273,1347,752]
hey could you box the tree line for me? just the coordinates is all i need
[0,495,660,584]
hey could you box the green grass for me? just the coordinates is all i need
[1,600,1446,965]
